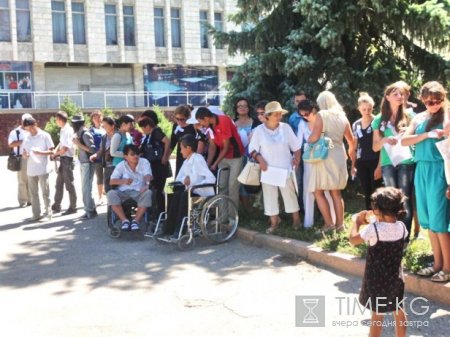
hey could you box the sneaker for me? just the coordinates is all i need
[81,211,97,219]
[39,215,52,222]
[121,220,130,231]
[51,204,61,213]
[62,208,77,215]
[130,220,140,231]
[28,215,43,222]
[19,203,27,208]
[26,202,31,206]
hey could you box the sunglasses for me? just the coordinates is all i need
[237,105,249,109]
[423,99,444,107]
[175,117,186,122]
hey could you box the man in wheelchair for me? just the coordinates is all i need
[107,144,153,231]
[163,134,216,239]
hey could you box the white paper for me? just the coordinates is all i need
[291,168,299,195]
[435,138,450,184]
[29,147,42,164]
[260,166,288,187]
[383,136,412,167]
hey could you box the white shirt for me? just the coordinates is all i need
[176,153,216,197]
[110,158,153,192]
[360,221,408,246]
[8,126,29,155]
[59,123,74,157]
[249,122,300,171]
[297,119,312,150]
[22,129,54,176]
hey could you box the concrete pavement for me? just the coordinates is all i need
[0,157,449,337]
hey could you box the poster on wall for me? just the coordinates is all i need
[143,64,219,107]
[0,62,33,109]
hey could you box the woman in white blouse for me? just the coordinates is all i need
[249,101,301,233]
[164,134,216,238]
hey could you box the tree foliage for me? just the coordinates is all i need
[214,0,450,113]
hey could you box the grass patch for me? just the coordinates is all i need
[238,180,433,273]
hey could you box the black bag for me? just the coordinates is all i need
[141,133,164,162]
[8,154,21,171]
[7,130,21,172]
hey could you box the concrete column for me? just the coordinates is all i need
[132,63,144,106]
[65,0,74,61]
[31,0,53,62]
[135,0,155,63]
[9,0,18,60]
[164,0,172,63]
[208,0,216,65]
[86,0,107,63]
[182,0,201,64]
[117,0,125,62]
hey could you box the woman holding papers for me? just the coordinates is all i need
[401,81,450,282]
[249,101,301,234]
[372,82,415,241]
[307,91,355,233]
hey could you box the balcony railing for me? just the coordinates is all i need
[0,90,227,110]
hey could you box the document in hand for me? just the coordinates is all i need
[383,136,412,167]
[435,138,450,184]
[260,166,288,187]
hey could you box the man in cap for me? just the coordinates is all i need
[72,114,97,219]
[51,111,77,215]
[22,116,55,222]
[8,113,32,208]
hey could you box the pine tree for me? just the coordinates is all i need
[214,0,450,112]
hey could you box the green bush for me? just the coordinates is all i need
[403,239,433,273]
[152,104,172,139]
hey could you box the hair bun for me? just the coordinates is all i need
[359,92,369,97]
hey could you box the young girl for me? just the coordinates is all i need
[401,81,450,282]
[352,92,382,209]
[350,187,408,337]
[164,134,216,239]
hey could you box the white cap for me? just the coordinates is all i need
[208,106,224,115]
[21,113,33,121]
[186,114,199,124]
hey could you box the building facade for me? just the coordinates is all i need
[0,0,244,109]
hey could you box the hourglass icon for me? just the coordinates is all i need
[302,298,320,324]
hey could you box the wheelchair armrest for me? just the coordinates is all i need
[168,181,184,187]
[189,183,216,194]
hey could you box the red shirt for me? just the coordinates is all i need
[212,115,244,159]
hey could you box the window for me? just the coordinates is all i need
[105,4,117,45]
[199,11,208,48]
[171,8,181,48]
[214,12,223,48]
[16,0,30,42]
[123,5,135,46]
[51,1,67,43]
[0,0,11,42]
[153,7,164,47]
[72,2,85,44]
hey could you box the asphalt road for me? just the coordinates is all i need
[0,157,448,337]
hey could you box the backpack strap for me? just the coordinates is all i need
[15,129,20,156]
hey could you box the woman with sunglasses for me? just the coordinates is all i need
[402,81,450,282]
[170,105,196,175]
[372,82,416,243]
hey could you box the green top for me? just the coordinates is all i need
[414,118,444,162]
[371,114,415,166]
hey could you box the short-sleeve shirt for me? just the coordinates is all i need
[22,129,55,176]
[59,123,74,157]
[360,221,408,246]
[8,126,29,155]
[249,122,300,171]
[371,114,415,166]
[110,158,153,192]
[352,118,378,161]
[212,115,244,159]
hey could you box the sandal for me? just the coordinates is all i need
[335,225,346,233]
[430,270,450,283]
[266,218,281,234]
[292,222,303,231]
[416,266,438,277]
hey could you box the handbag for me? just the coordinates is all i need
[302,134,334,163]
[238,160,261,186]
[7,130,21,172]
[141,135,164,162]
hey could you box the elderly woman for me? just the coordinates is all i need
[307,91,355,233]
[249,101,302,233]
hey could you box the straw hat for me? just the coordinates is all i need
[264,101,288,115]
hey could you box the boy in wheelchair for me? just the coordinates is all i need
[107,144,153,231]
[163,134,216,239]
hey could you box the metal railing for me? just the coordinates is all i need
[0,90,228,110]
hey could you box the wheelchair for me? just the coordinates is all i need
[144,168,239,249]
[107,196,152,239]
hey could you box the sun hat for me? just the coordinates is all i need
[71,114,85,123]
[264,101,288,115]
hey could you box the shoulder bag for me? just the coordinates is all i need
[302,133,334,163]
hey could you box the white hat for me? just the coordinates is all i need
[208,106,225,115]
[186,115,199,124]
[21,113,33,121]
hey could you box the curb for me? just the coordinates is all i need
[237,228,450,306]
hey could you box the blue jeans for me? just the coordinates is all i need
[80,162,96,213]
[381,164,415,240]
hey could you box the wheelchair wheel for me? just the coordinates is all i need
[200,195,239,243]
[178,234,196,250]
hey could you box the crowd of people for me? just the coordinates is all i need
[7,81,450,287]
